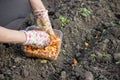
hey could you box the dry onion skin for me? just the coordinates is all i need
[23,35,61,60]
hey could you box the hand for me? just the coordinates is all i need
[24,30,50,47]
[35,9,55,35]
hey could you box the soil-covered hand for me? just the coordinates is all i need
[24,30,50,47]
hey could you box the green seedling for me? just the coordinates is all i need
[58,15,70,28]
[61,3,64,7]
[111,20,120,25]
[60,49,66,55]
[102,29,107,33]
[81,3,85,7]
[90,53,96,62]
[110,3,115,8]
[102,53,109,58]
[116,61,120,64]
[90,53,96,57]
[92,58,96,62]
[59,16,70,23]
[78,64,82,68]
[79,8,91,17]
[61,23,65,28]
[118,21,120,25]
[84,47,88,50]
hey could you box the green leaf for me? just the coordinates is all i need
[90,53,96,57]
[60,49,66,55]
[58,16,70,23]
[102,29,106,33]
[116,61,120,64]
[102,53,109,58]
[79,8,91,17]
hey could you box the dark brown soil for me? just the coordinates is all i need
[0,0,120,80]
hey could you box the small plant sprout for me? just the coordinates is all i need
[115,20,120,25]
[78,64,82,68]
[59,16,70,23]
[90,53,96,62]
[61,23,65,28]
[61,3,64,7]
[81,3,85,7]
[58,15,70,28]
[90,53,96,57]
[84,47,88,50]
[102,53,109,58]
[102,29,107,33]
[60,49,66,55]
[79,8,91,17]
[118,21,120,25]
[111,20,120,25]
[116,61,120,64]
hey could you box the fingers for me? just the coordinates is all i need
[23,30,50,47]
[34,9,55,35]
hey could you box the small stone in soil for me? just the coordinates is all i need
[85,71,94,80]
[60,71,66,80]
[0,74,5,80]
[14,57,22,63]
[21,69,29,77]
[114,53,120,61]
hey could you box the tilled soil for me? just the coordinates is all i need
[0,0,120,80]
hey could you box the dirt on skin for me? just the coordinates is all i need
[0,0,120,80]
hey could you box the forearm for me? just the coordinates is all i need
[29,0,55,35]
[0,26,26,43]
[29,0,46,10]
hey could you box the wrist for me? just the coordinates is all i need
[18,31,26,43]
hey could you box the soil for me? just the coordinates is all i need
[0,0,120,80]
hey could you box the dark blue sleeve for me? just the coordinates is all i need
[0,0,32,30]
